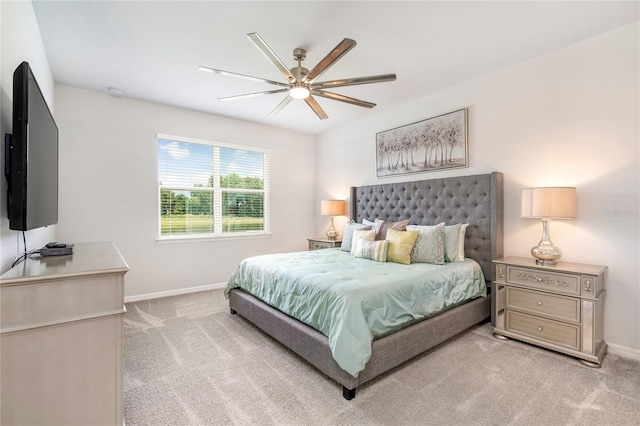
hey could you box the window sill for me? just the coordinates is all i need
[156,232,272,244]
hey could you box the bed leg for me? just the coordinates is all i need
[343,386,356,400]
[230,308,237,315]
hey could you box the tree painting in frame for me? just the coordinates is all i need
[376,108,468,178]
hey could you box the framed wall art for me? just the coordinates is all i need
[376,108,468,178]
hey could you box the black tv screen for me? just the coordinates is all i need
[7,61,59,231]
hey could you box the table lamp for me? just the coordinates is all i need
[521,187,576,265]
[321,200,345,241]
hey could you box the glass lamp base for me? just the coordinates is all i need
[326,216,339,241]
[326,231,338,241]
[531,218,562,265]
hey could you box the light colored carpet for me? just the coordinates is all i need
[124,289,640,425]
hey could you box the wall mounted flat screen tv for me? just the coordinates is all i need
[6,61,59,231]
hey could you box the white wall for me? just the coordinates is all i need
[316,22,640,356]
[54,85,315,298]
[0,1,57,273]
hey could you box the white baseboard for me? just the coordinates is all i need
[124,286,640,363]
[124,282,227,303]
[607,342,640,362]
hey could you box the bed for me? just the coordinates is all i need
[226,172,503,399]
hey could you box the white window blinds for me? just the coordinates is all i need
[157,134,270,238]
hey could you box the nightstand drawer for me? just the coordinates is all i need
[493,257,607,365]
[308,238,341,251]
[506,311,580,350]
[507,267,580,296]
[507,287,580,324]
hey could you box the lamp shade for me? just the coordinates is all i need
[320,200,345,216]
[521,187,576,219]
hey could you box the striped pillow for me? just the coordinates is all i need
[353,239,389,262]
[350,229,376,255]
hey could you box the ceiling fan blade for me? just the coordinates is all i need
[304,95,329,120]
[312,73,396,90]
[247,33,296,83]
[219,88,289,101]
[268,95,293,117]
[303,38,357,84]
[313,90,376,109]
[199,66,289,87]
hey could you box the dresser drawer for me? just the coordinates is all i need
[506,311,580,350]
[507,267,580,296]
[506,287,580,324]
[1,274,124,330]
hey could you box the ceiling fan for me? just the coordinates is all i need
[199,33,396,120]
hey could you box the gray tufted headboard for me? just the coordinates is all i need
[350,172,503,283]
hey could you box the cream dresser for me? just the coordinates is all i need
[0,241,128,425]
[492,256,607,367]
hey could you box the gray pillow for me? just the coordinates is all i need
[341,222,372,252]
[406,223,445,264]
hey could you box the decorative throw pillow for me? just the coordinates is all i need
[341,222,372,252]
[444,223,462,262]
[406,223,445,265]
[350,229,375,255]
[385,228,420,265]
[362,218,375,227]
[457,223,469,261]
[353,239,389,262]
[374,218,410,240]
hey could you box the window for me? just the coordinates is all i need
[157,134,270,239]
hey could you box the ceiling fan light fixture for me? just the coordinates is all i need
[202,33,396,119]
[289,83,310,99]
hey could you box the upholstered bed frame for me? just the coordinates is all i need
[229,172,503,399]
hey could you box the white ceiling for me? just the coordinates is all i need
[32,1,638,136]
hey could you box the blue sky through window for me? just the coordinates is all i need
[158,138,264,187]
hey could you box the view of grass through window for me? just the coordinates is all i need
[158,137,269,237]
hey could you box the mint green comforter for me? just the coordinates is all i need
[225,248,486,377]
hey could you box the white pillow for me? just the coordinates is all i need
[457,223,469,261]
[362,218,375,227]
[350,229,375,255]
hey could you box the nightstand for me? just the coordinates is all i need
[492,256,607,367]
[307,238,342,251]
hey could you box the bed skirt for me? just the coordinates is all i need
[229,288,491,399]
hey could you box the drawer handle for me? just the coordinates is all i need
[537,326,543,332]
[537,300,543,306]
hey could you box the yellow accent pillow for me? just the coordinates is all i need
[385,228,420,265]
